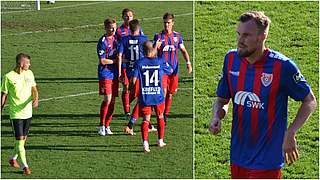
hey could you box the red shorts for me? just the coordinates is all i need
[163,74,178,94]
[121,68,129,85]
[99,79,119,96]
[140,102,165,116]
[230,163,281,179]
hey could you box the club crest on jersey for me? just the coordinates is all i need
[261,73,273,87]
[173,37,178,42]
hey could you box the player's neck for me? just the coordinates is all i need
[247,46,266,64]
[164,30,173,35]
[14,67,23,74]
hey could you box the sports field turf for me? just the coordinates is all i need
[1,1,193,178]
[195,1,319,179]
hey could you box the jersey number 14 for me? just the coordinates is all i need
[143,70,159,87]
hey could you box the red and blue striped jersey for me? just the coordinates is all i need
[96,34,118,80]
[153,31,184,75]
[216,49,310,170]
[118,35,149,77]
[133,57,172,106]
[115,23,144,41]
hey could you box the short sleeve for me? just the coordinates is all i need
[283,60,310,101]
[97,37,106,59]
[178,34,185,49]
[29,71,36,87]
[1,75,9,94]
[216,54,231,99]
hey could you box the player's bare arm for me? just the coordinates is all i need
[117,53,123,78]
[100,58,115,65]
[283,90,317,165]
[1,92,7,111]
[209,97,229,135]
[31,86,39,108]
[180,47,192,74]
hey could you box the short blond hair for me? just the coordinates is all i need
[239,11,271,34]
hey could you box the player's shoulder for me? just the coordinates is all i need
[267,49,291,62]
[225,49,237,56]
[97,34,106,43]
[173,31,181,36]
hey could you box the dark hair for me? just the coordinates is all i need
[163,12,174,21]
[122,8,134,17]
[129,19,140,32]
[239,11,271,34]
[16,53,30,64]
[104,18,116,28]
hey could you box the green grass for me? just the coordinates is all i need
[1,1,193,178]
[195,1,319,179]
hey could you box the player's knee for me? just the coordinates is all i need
[15,136,25,140]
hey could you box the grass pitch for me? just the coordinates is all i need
[1,1,193,178]
[195,1,319,179]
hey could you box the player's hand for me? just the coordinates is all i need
[32,99,39,108]
[187,63,192,74]
[209,117,221,135]
[283,130,299,165]
[156,39,162,49]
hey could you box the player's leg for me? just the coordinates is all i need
[155,102,166,147]
[164,75,178,124]
[98,80,112,136]
[10,119,31,175]
[9,119,23,169]
[21,118,32,175]
[125,102,139,135]
[140,106,152,152]
[105,79,119,135]
[121,68,130,118]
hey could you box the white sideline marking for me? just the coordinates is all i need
[3,87,193,107]
[1,2,107,14]
[39,91,98,102]
[2,12,193,37]
[40,87,193,103]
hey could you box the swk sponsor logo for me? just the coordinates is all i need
[234,91,264,109]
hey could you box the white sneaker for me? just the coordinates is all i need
[148,125,157,132]
[105,126,113,135]
[157,139,166,148]
[97,126,105,136]
[143,141,150,152]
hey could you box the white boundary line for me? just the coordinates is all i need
[1,2,107,14]
[2,12,193,37]
[40,87,193,103]
[3,87,193,107]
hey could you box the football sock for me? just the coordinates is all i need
[141,120,149,141]
[17,140,28,168]
[99,101,108,126]
[122,92,130,113]
[105,99,115,127]
[11,143,19,160]
[128,118,136,129]
[165,95,173,116]
[157,117,165,139]
[131,103,140,119]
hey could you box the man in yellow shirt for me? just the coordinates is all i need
[1,53,38,176]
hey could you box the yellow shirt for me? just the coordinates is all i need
[1,70,36,119]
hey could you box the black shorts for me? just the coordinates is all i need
[11,118,32,138]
